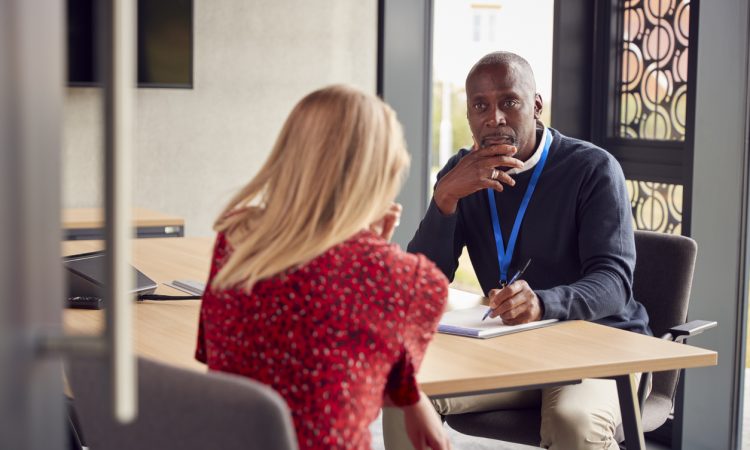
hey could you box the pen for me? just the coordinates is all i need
[482,258,532,321]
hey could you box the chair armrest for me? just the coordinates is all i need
[637,321,716,417]
[669,320,717,343]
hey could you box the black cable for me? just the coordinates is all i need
[137,294,201,301]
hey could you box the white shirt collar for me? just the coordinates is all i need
[506,126,548,176]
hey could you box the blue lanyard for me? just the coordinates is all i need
[487,129,552,283]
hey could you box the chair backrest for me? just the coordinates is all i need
[67,357,298,450]
[632,230,697,402]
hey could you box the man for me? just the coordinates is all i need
[383,52,651,450]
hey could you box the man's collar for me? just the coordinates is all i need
[506,124,547,176]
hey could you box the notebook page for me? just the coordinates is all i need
[438,305,557,338]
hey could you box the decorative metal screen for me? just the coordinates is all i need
[617,0,691,141]
[613,0,692,235]
[626,180,683,234]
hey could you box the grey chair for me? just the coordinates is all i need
[67,356,298,450]
[445,230,716,447]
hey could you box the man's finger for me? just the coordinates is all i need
[490,282,520,303]
[483,179,505,192]
[488,288,510,309]
[474,145,517,158]
[489,281,525,309]
[481,155,524,170]
[500,302,527,321]
[478,143,517,154]
[492,170,516,187]
[501,280,525,298]
[502,306,534,325]
[489,290,518,315]
[494,293,524,316]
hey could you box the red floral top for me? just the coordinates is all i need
[195,230,447,450]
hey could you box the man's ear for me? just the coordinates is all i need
[534,93,543,119]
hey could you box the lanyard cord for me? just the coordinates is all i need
[487,129,552,283]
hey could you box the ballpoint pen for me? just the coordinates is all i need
[482,258,532,321]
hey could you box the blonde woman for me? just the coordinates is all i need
[195,85,450,450]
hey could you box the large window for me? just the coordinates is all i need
[431,0,554,293]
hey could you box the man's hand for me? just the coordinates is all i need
[434,144,523,215]
[369,203,402,242]
[486,280,543,325]
[402,392,451,450]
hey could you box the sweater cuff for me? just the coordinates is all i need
[535,289,566,321]
[423,198,458,231]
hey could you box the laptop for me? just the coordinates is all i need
[64,251,158,300]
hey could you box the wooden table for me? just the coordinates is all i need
[62,237,211,371]
[62,207,185,240]
[63,237,717,449]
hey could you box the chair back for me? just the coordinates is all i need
[67,357,298,450]
[632,230,697,426]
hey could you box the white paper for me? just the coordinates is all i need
[439,305,558,339]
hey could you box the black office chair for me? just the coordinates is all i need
[66,356,299,450]
[445,230,716,447]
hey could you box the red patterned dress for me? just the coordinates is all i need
[195,230,448,449]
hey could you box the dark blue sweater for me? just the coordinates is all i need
[408,128,651,335]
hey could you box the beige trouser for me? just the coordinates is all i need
[383,375,647,450]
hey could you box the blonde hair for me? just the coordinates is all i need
[212,85,410,291]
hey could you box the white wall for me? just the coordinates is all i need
[63,0,377,236]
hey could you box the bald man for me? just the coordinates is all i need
[383,52,652,450]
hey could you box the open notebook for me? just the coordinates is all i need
[439,305,558,339]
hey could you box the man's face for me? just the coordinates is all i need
[466,62,542,159]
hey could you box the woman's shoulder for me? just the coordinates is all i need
[343,231,448,293]
[335,232,448,321]
[344,231,432,267]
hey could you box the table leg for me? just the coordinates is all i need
[616,373,645,450]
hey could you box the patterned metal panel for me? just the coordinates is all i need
[626,180,683,234]
[617,0,691,141]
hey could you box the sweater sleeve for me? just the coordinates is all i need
[535,156,636,321]
[385,255,448,406]
[407,153,467,281]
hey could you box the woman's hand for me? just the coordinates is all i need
[402,392,451,450]
[369,203,403,242]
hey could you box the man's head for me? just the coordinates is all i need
[465,52,543,161]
